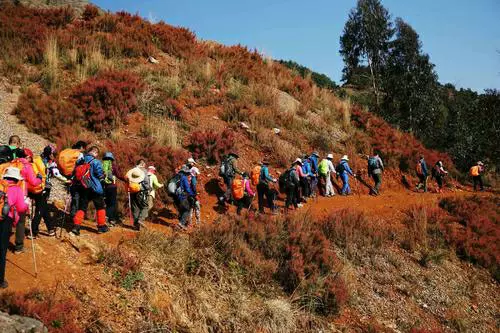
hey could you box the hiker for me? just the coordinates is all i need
[189,166,201,224]
[177,166,195,229]
[367,152,384,195]
[147,166,164,214]
[294,158,307,203]
[257,160,277,214]
[6,149,42,254]
[318,154,336,197]
[415,155,428,193]
[102,152,125,226]
[301,155,313,198]
[431,161,448,193]
[126,159,151,231]
[219,153,242,204]
[309,152,320,196]
[284,160,301,210]
[27,146,69,238]
[60,141,87,218]
[235,172,255,215]
[470,161,485,192]
[337,155,355,195]
[71,146,109,235]
[0,135,23,163]
[0,167,29,289]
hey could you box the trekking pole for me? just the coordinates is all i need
[128,192,133,226]
[28,200,38,278]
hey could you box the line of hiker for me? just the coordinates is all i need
[0,135,489,289]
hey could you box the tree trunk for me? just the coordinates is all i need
[368,57,380,107]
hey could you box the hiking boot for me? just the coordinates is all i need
[26,234,38,240]
[297,203,303,208]
[70,227,80,236]
[108,220,117,227]
[0,280,8,289]
[177,222,187,230]
[97,225,110,234]
[14,248,25,255]
[47,229,56,237]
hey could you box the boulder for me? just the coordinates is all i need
[0,311,47,333]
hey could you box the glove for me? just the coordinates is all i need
[36,173,43,180]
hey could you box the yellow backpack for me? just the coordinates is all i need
[469,166,480,177]
[29,156,46,194]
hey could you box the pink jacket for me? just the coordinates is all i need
[244,179,255,197]
[295,165,306,178]
[19,158,41,196]
[5,180,28,226]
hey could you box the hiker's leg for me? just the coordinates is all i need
[423,177,428,192]
[179,199,191,226]
[374,174,381,194]
[90,193,106,227]
[224,177,233,202]
[340,174,348,194]
[69,185,79,218]
[479,176,484,191]
[194,201,201,223]
[326,174,334,196]
[257,183,265,213]
[73,189,89,226]
[14,213,25,251]
[236,199,243,215]
[131,194,141,225]
[41,189,54,232]
[30,193,42,236]
[104,186,118,222]
[0,217,12,284]
[472,176,478,191]
[148,195,154,213]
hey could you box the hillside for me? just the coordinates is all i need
[0,3,498,333]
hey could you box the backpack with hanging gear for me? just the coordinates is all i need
[74,158,94,189]
[29,156,47,194]
[336,162,345,175]
[102,160,115,185]
[368,157,379,171]
[469,166,480,177]
[415,162,424,176]
[279,168,298,193]
[251,165,261,186]
[0,145,16,164]
[219,156,234,178]
[318,159,328,177]
[232,178,245,200]
[0,179,11,221]
[167,173,182,197]
[431,165,441,179]
[58,148,81,177]
[0,159,26,194]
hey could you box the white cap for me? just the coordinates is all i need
[341,155,349,161]
[294,158,303,165]
[3,167,23,181]
[148,166,156,171]
[190,167,200,176]
[187,157,196,165]
[327,153,333,159]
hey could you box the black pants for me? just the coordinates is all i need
[15,213,26,251]
[29,189,53,236]
[78,188,105,212]
[0,217,12,283]
[257,183,274,213]
[104,186,118,222]
[473,176,483,191]
[436,175,444,189]
[300,177,310,198]
[371,174,382,194]
[178,197,192,226]
[70,185,80,218]
[285,185,298,209]
[236,195,253,215]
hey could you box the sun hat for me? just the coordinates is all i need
[293,158,303,166]
[327,153,333,159]
[103,152,115,161]
[312,151,319,157]
[341,155,349,161]
[229,152,239,158]
[3,167,23,181]
[261,159,270,165]
[190,166,200,176]
[126,167,145,183]
[477,161,484,166]
[187,157,197,165]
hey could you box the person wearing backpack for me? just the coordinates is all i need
[0,167,29,289]
[70,146,109,236]
[431,161,448,193]
[293,158,307,203]
[285,160,301,210]
[301,155,314,198]
[309,152,320,197]
[189,166,201,225]
[337,155,355,195]
[63,141,87,219]
[126,159,152,231]
[147,165,164,215]
[470,161,484,192]
[367,152,384,195]
[102,152,125,226]
[256,160,277,214]
[177,166,195,229]
[319,154,336,197]
[235,172,255,215]
[415,155,428,193]
[219,153,242,204]
[0,135,24,163]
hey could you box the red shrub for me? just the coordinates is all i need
[43,6,75,28]
[438,196,499,280]
[82,4,100,21]
[14,87,83,140]
[152,22,196,58]
[0,288,82,333]
[164,98,185,119]
[188,128,236,164]
[70,70,144,133]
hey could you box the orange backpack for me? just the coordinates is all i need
[29,156,46,194]
[0,159,26,194]
[251,165,261,186]
[469,166,480,177]
[128,182,141,193]
[0,179,10,220]
[58,149,80,177]
[232,179,245,200]
[415,162,423,176]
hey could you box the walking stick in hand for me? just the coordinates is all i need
[128,192,134,226]
[28,200,38,278]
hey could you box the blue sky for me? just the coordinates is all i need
[93,0,499,92]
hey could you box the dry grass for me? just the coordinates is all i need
[41,35,59,92]
[141,116,180,148]
[76,44,112,81]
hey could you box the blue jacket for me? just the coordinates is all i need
[309,155,318,173]
[302,160,314,177]
[419,159,428,177]
[259,165,274,184]
[79,154,104,194]
[339,160,354,176]
[178,174,195,200]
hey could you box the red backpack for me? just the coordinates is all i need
[74,158,94,188]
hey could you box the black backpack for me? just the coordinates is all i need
[336,162,345,174]
[219,157,234,178]
[0,145,15,164]
[279,168,298,193]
